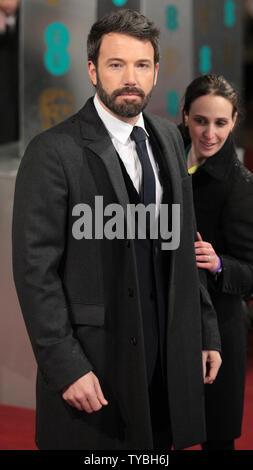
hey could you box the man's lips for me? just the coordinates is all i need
[117,93,141,97]
[112,87,145,99]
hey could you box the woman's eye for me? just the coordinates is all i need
[194,118,206,125]
[216,121,227,127]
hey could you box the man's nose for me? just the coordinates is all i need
[123,65,137,86]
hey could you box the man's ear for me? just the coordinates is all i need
[88,61,97,86]
[153,63,159,86]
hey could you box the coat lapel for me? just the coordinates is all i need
[77,98,131,222]
[143,113,185,329]
[144,112,184,232]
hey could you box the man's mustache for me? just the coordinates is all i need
[112,87,145,99]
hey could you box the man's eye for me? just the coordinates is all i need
[110,63,121,68]
[138,63,149,68]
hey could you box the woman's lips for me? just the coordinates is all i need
[200,141,217,149]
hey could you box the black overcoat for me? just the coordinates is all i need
[12,99,220,450]
[190,135,253,440]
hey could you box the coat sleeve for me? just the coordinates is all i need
[171,125,221,351]
[12,135,93,392]
[210,163,253,297]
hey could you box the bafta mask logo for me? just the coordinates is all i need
[198,4,210,34]
[39,88,74,130]
[164,47,180,74]
[46,0,69,6]
[224,40,234,69]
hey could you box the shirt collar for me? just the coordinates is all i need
[94,93,148,145]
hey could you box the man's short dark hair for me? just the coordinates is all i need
[87,9,160,67]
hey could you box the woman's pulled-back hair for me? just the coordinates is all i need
[183,74,239,119]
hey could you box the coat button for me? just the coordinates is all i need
[130,336,137,346]
[150,292,155,300]
[128,287,134,297]
[42,370,49,384]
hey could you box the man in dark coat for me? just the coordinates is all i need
[12,10,221,450]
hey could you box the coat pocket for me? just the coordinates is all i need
[69,303,105,326]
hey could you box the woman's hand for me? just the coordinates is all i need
[194,232,219,273]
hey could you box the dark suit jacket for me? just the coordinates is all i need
[12,98,220,450]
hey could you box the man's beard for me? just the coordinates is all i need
[96,73,154,118]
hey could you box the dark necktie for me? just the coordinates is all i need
[130,126,156,206]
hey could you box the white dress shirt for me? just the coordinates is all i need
[93,94,163,217]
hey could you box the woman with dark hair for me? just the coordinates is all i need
[180,74,253,450]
